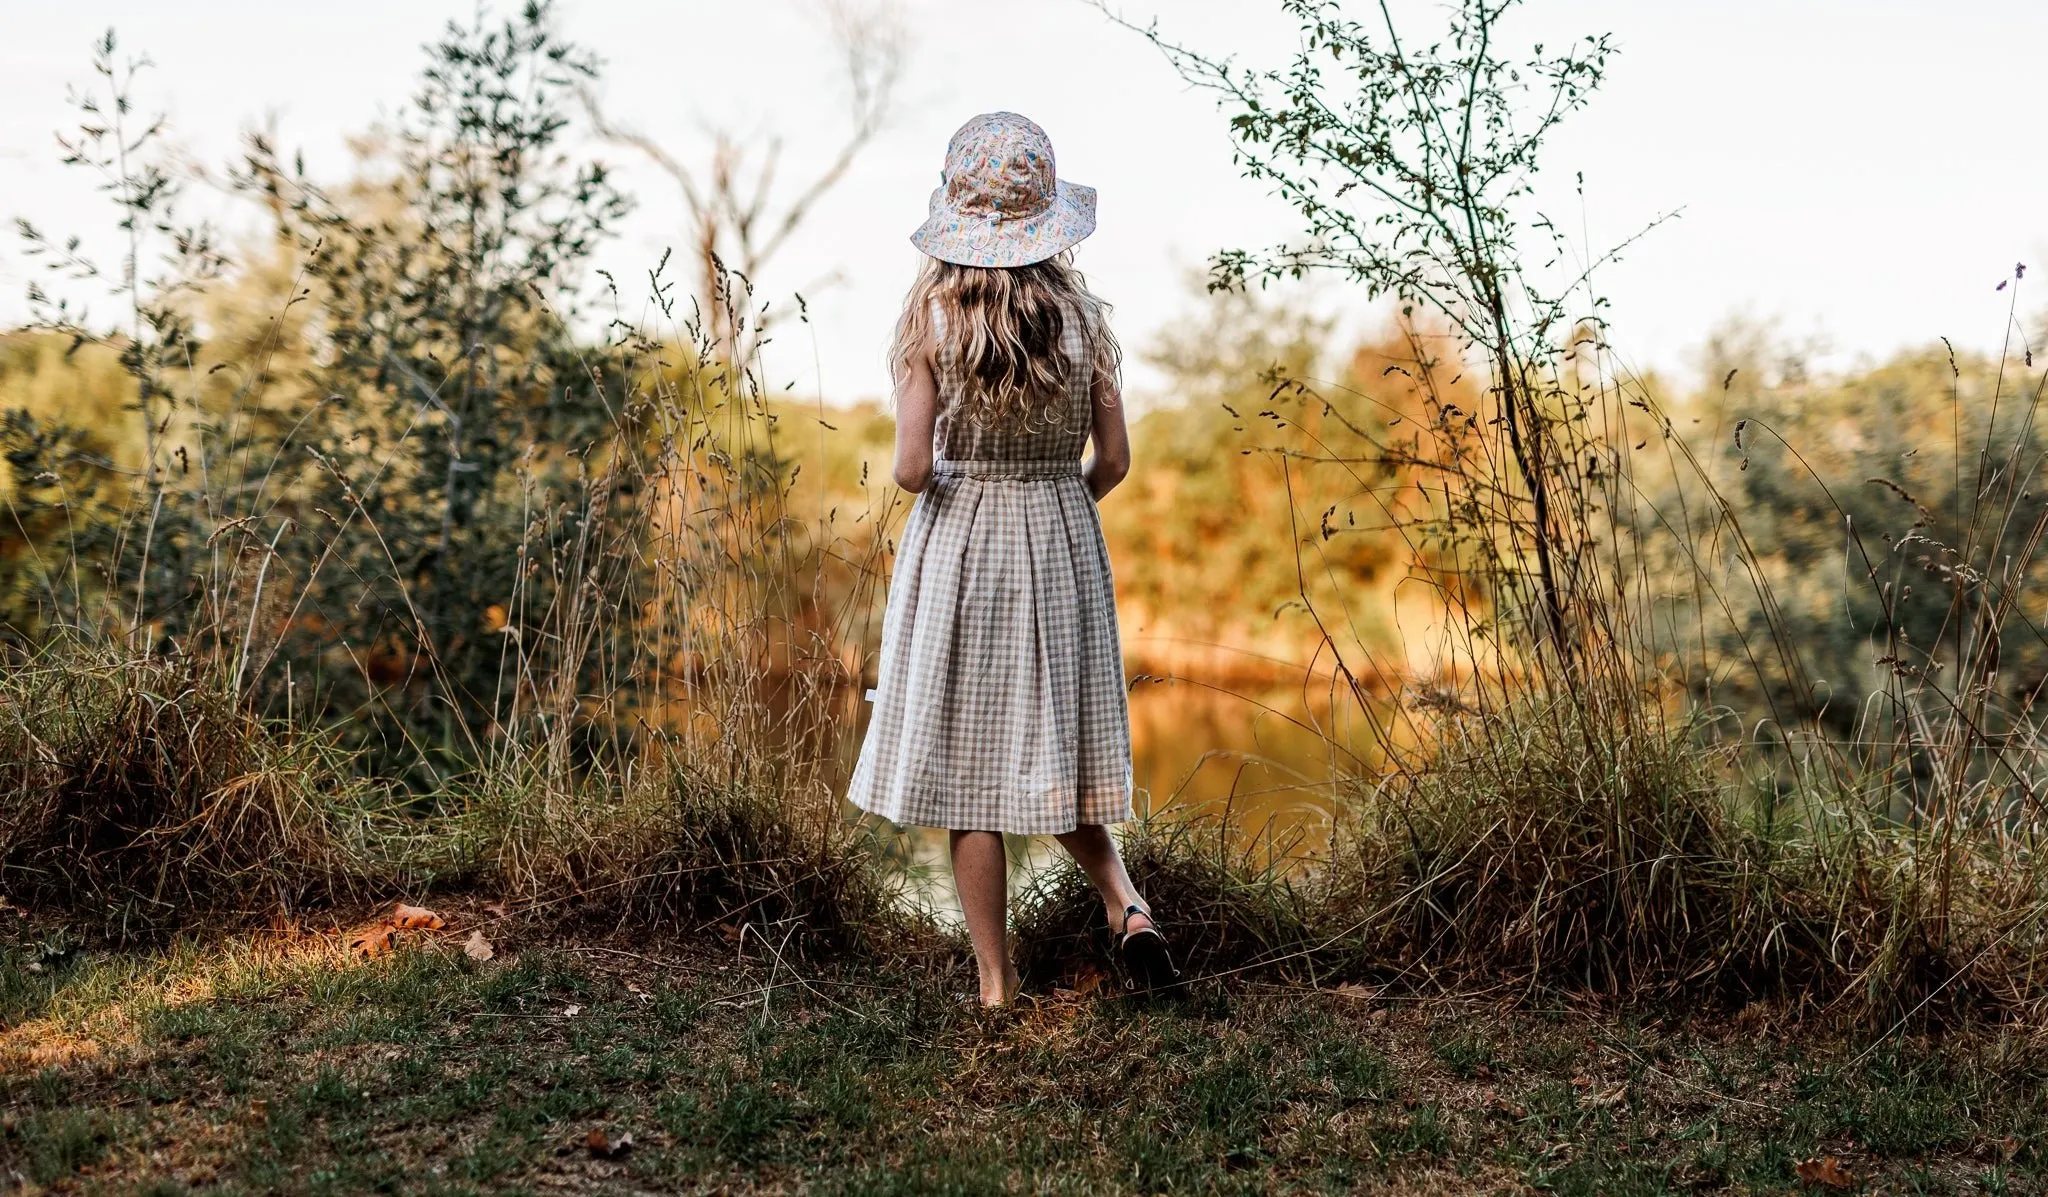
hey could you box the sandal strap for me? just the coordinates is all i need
[1120,904,1161,939]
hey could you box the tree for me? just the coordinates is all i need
[220,0,632,775]
[1110,0,1668,696]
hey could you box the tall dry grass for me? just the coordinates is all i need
[0,637,389,938]
[431,269,910,952]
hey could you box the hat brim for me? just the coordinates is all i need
[909,179,1097,268]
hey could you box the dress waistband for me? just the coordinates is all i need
[932,458,1083,481]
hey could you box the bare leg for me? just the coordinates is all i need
[949,829,1019,1005]
[1054,824,1155,936]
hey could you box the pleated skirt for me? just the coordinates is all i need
[847,458,1135,835]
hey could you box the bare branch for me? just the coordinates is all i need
[752,0,906,267]
[577,0,906,353]
[575,83,709,222]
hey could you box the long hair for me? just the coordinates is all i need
[890,252,1122,428]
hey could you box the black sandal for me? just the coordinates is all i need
[1116,904,1181,993]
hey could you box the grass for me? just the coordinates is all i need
[0,639,391,940]
[4,631,2038,1039]
[446,754,914,959]
[3,920,2044,1194]
[1344,702,1858,1006]
[1008,721,2039,1030]
[0,634,907,960]
[1012,811,1322,990]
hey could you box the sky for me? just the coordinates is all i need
[3,0,2046,405]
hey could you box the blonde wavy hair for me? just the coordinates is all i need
[890,252,1121,429]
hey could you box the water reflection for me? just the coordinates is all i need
[1127,675,1383,844]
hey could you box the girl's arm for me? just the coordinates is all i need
[1084,369,1130,501]
[891,337,939,493]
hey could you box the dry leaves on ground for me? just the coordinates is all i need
[390,903,445,930]
[584,1129,633,1158]
[1794,1155,1856,1189]
[463,930,495,962]
[348,902,448,961]
[346,925,396,961]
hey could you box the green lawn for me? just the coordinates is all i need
[2,914,2041,1195]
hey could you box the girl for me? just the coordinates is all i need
[847,112,1177,1007]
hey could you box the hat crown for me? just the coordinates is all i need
[911,111,1094,268]
[941,112,1057,221]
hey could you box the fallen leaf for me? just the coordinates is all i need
[719,921,747,944]
[561,1005,582,1018]
[1482,1089,1527,1119]
[348,926,395,960]
[1329,982,1376,1000]
[1794,1156,1855,1189]
[1587,1083,1630,1109]
[584,1128,634,1158]
[463,930,495,962]
[247,1099,269,1124]
[483,901,508,918]
[390,903,445,930]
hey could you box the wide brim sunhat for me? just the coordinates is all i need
[910,111,1096,268]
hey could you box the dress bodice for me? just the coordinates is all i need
[931,301,1097,464]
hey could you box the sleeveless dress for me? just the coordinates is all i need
[847,301,1135,835]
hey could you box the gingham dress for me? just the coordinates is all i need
[847,301,1134,834]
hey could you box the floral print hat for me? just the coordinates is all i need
[910,112,1097,268]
